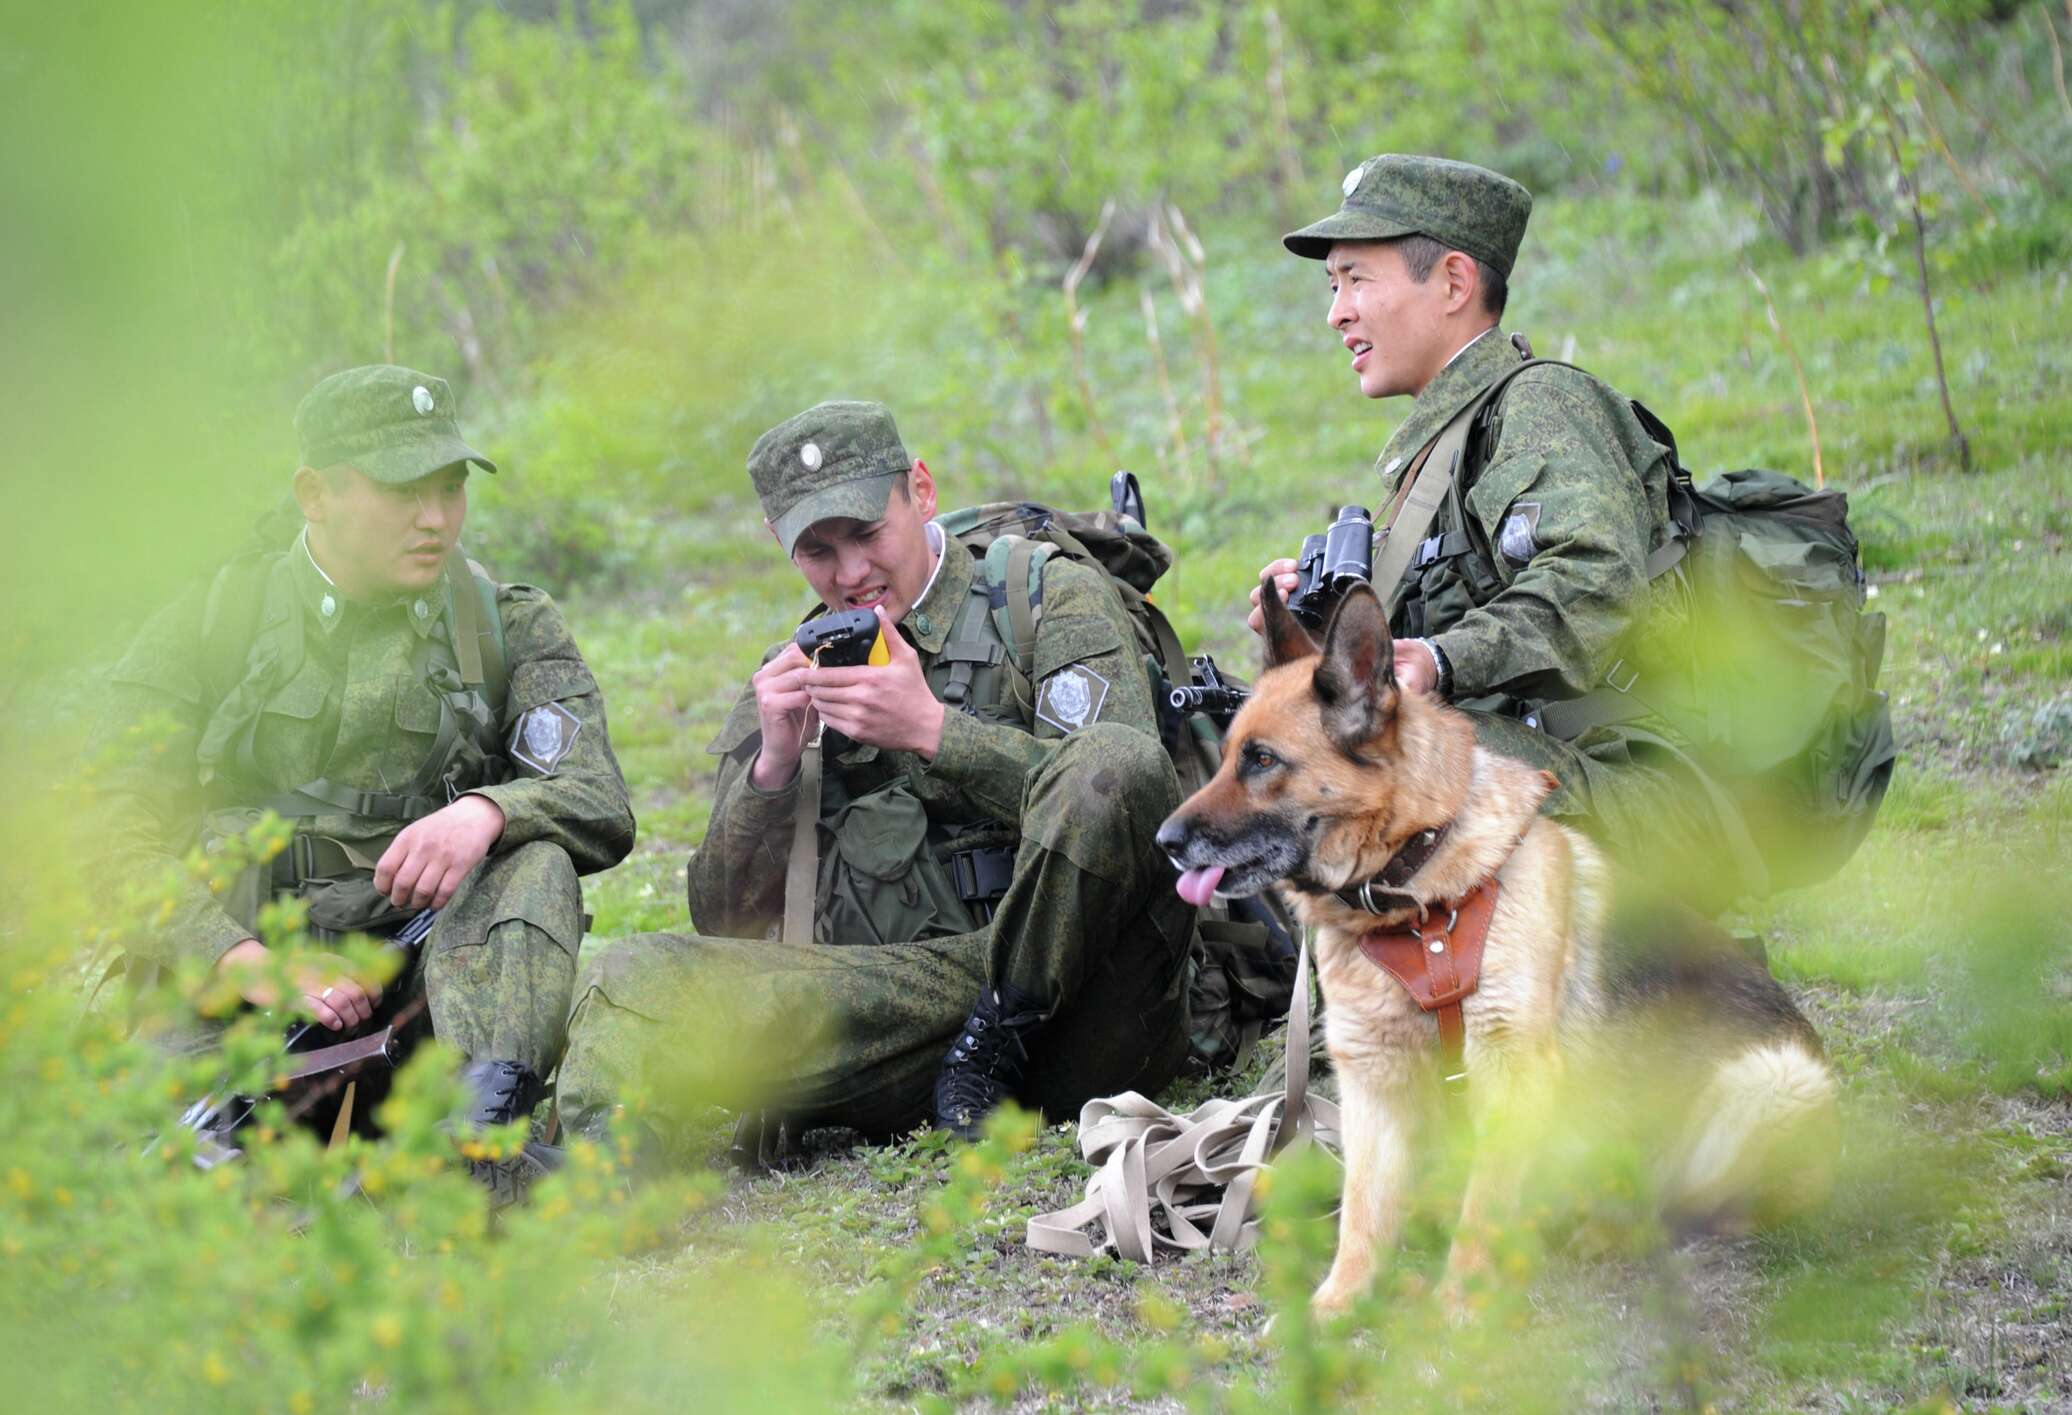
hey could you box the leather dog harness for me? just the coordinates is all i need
[1306,820,1509,1090]
[1355,877,1500,1089]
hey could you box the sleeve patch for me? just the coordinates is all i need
[510,701,582,774]
[1499,502,1542,566]
[1035,663,1110,734]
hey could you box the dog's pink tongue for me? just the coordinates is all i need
[1175,865,1225,907]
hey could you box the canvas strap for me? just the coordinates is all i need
[780,739,823,948]
[1024,928,1341,1261]
[1372,358,1585,603]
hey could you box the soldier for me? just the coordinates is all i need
[558,401,1192,1147]
[95,364,635,1195]
[1252,155,1757,904]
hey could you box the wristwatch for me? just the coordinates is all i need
[1414,638,1454,699]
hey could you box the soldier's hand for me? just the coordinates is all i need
[374,793,506,910]
[216,938,380,1032]
[804,606,946,760]
[1393,639,1440,696]
[1246,557,1301,636]
[748,643,816,789]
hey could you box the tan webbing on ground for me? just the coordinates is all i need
[1024,932,1341,1261]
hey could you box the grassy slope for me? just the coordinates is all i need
[559,198,2070,1409]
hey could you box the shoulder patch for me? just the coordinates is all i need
[1036,663,1109,734]
[510,700,581,774]
[1499,501,1542,566]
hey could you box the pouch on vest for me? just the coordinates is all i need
[814,781,986,947]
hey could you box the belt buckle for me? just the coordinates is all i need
[1605,658,1638,694]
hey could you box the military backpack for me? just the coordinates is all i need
[1388,359,1896,893]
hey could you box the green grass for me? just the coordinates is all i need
[540,192,2072,1410]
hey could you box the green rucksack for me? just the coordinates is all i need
[936,476,1301,1074]
[1534,404,1896,892]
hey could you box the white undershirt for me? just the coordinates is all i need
[1439,324,1499,373]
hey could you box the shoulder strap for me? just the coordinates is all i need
[979,534,1055,675]
[1373,358,1574,596]
[447,554,509,721]
[199,554,277,708]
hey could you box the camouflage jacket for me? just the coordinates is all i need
[1379,329,1683,717]
[97,536,635,967]
[688,522,1157,939]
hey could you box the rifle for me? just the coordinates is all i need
[170,907,440,1168]
[1166,655,1250,725]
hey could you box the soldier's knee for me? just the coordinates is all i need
[500,839,579,895]
[1033,722,1173,800]
[1023,722,1178,862]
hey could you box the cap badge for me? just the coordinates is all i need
[1342,164,1365,198]
[412,385,435,416]
[799,442,823,471]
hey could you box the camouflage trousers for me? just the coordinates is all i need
[558,723,1194,1142]
[101,839,584,1075]
[1468,712,1757,912]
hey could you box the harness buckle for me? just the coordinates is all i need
[1604,658,1639,694]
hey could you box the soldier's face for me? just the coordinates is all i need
[1324,241,1453,399]
[785,461,939,623]
[305,463,468,598]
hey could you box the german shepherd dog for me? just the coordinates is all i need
[1157,582,1837,1317]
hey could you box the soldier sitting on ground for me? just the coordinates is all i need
[557,400,1193,1148]
[1253,154,1760,908]
[93,364,635,1197]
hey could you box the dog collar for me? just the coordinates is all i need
[1306,824,1450,916]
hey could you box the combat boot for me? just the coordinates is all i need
[454,1059,562,1206]
[932,985,1045,1140]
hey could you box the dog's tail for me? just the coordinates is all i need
[1667,1040,1838,1234]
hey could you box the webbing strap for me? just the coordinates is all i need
[1374,358,1582,602]
[1373,412,1473,599]
[445,552,486,686]
[1024,930,1341,1261]
[780,742,823,948]
[1003,537,1041,677]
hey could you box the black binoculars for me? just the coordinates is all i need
[1286,504,1375,630]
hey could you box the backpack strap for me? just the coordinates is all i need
[980,534,1055,679]
[1374,358,1574,597]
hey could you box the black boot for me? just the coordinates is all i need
[932,985,1045,1141]
[455,1059,561,1205]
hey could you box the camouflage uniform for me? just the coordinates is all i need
[1285,156,1753,903]
[559,406,1191,1141]
[93,367,634,1077]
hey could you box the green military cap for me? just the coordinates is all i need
[294,364,497,484]
[749,400,913,556]
[1283,154,1533,277]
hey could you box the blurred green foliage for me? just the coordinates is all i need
[3,0,2070,1408]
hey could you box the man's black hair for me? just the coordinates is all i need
[1395,234,1508,318]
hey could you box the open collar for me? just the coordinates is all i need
[901,519,967,654]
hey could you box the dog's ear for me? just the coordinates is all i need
[1258,571,1319,669]
[1313,583,1397,749]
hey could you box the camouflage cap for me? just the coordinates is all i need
[749,400,913,556]
[294,365,497,484]
[1282,154,1532,276]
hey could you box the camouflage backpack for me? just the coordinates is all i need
[936,475,1299,1074]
